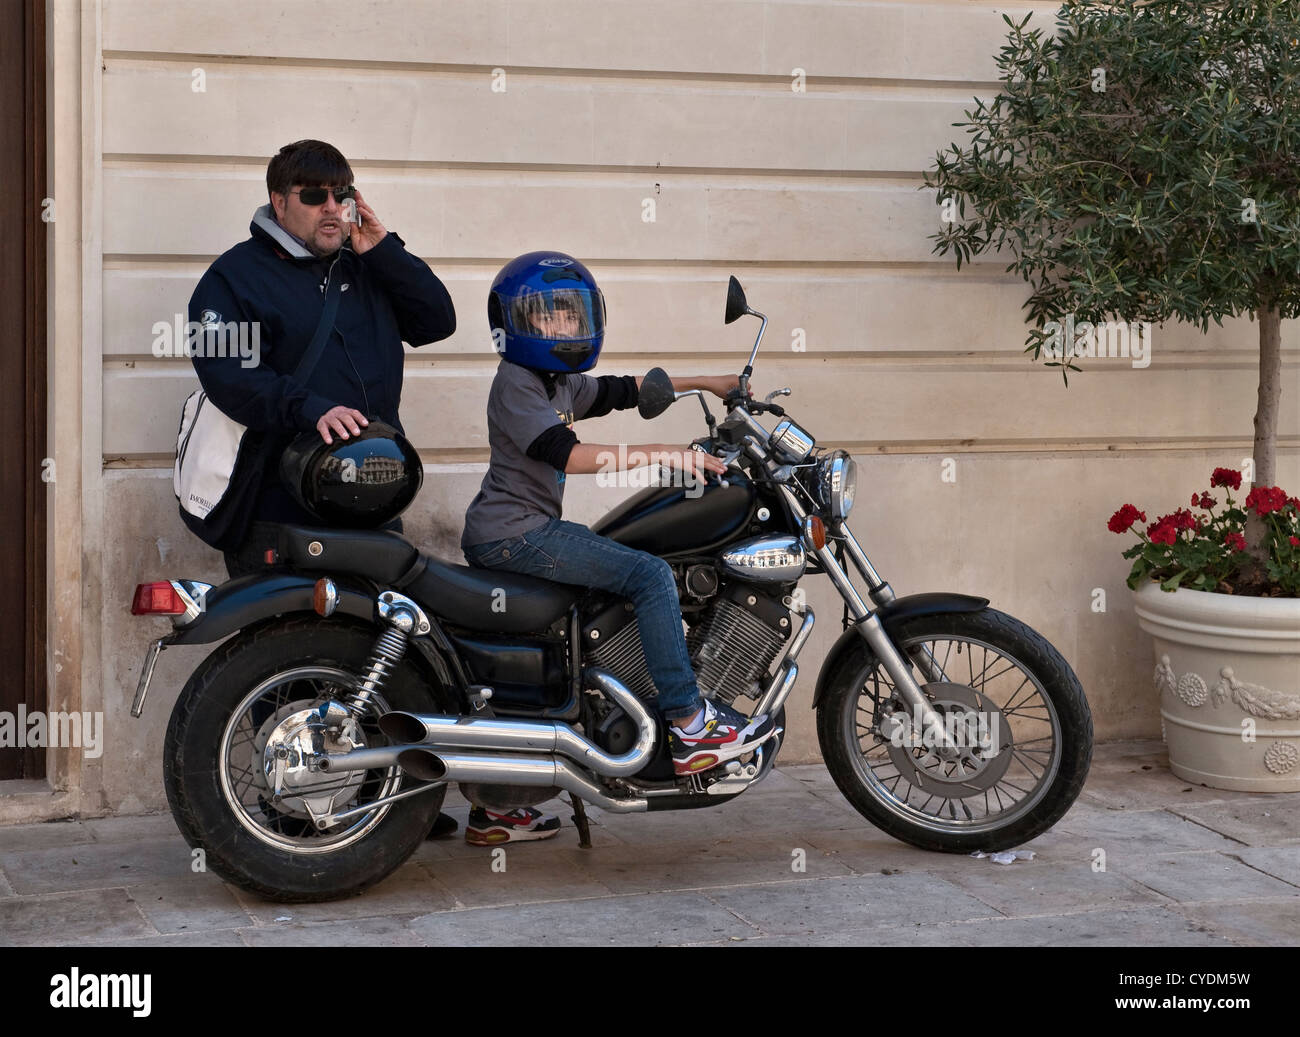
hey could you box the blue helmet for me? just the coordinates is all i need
[488,251,605,373]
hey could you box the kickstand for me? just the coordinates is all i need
[568,792,592,849]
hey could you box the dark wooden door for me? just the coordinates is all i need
[0,0,48,780]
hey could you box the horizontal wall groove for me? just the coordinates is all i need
[101,51,1004,94]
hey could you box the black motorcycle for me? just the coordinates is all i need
[131,276,1093,902]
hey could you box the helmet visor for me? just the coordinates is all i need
[502,286,604,342]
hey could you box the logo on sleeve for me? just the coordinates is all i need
[199,309,222,331]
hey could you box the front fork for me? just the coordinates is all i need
[782,489,959,756]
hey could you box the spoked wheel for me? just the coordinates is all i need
[817,608,1092,853]
[164,617,452,901]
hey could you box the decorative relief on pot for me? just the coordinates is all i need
[1263,741,1299,776]
[1176,673,1209,707]
[1210,668,1300,721]
[1155,656,1176,698]
[1154,656,1210,706]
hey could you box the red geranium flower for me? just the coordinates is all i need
[1290,536,1300,547]
[1193,492,1215,509]
[1147,518,1177,545]
[1107,504,1146,534]
[1211,468,1242,490]
[1244,485,1288,516]
[1224,532,1247,552]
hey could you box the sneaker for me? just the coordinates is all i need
[669,699,776,776]
[465,806,562,846]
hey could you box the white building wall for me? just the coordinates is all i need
[17,0,1297,818]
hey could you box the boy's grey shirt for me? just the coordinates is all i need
[461,359,600,548]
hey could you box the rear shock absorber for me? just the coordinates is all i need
[346,592,432,717]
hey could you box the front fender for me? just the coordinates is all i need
[161,573,374,646]
[810,592,989,709]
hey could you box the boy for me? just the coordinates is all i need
[461,251,776,780]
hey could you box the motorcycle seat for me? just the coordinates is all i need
[277,525,420,583]
[276,525,580,634]
[405,559,582,634]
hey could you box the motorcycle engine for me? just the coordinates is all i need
[582,576,795,709]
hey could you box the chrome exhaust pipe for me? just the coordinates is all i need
[316,745,420,773]
[378,668,657,778]
[396,748,649,813]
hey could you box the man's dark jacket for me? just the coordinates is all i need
[186,205,455,548]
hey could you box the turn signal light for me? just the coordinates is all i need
[806,516,826,550]
[131,582,186,615]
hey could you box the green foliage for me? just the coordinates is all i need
[924,1,1300,373]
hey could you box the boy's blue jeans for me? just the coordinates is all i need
[462,518,704,721]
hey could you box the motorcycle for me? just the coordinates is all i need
[130,275,1093,902]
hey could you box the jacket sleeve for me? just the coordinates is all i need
[187,268,337,433]
[575,374,639,419]
[359,232,457,347]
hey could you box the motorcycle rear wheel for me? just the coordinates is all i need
[817,608,1092,853]
[163,616,452,902]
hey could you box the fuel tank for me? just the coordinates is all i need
[590,468,756,556]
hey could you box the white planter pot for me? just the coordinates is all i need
[1133,583,1300,792]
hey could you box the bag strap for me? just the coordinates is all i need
[290,257,345,384]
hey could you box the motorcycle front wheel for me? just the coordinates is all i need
[817,608,1092,853]
[163,615,452,902]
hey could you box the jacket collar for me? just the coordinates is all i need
[251,204,351,265]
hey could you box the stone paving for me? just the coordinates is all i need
[0,740,1297,947]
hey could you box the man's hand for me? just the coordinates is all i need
[347,190,388,254]
[317,406,369,445]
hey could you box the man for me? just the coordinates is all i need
[185,139,465,836]
[187,139,456,574]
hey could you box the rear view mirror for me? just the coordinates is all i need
[724,276,750,324]
[638,367,676,419]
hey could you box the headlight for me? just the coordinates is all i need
[819,450,857,523]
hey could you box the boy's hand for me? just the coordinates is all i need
[703,374,748,400]
[663,445,727,479]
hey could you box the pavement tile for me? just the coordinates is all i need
[703,872,1003,936]
[938,859,1163,916]
[691,906,1235,947]
[0,837,196,895]
[1229,846,1300,887]
[1054,803,1246,855]
[417,854,617,908]
[577,847,855,895]
[0,819,93,853]
[1174,898,1300,947]
[83,813,183,844]
[1114,852,1300,903]
[0,866,14,897]
[233,861,456,924]
[126,876,256,934]
[407,890,756,946]
[239,914,425,947]
[1171,801,1300,848]
[0,889,155,946]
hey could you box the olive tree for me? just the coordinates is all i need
[924,0,1298,562]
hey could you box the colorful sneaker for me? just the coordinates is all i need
[669,699,776,776]
[465,806,562,846]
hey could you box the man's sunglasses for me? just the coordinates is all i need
[290,185,356,206]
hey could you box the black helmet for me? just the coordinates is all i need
[279,419,422,527]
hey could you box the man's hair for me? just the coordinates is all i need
[266,140,354,199]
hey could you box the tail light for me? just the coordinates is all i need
[131,580,211,623]
[131,582,187,615]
